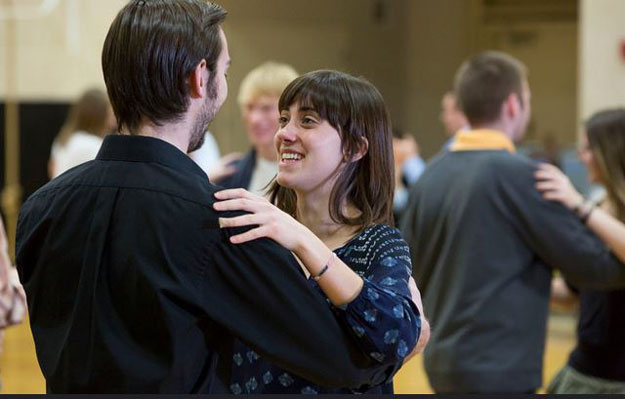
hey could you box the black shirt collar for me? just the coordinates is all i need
[96,134,207,180]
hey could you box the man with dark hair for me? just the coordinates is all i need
[16,0,396,393]
[401,51,625,393]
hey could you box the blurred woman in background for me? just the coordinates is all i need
[49,88,115,178]
[536,108,625,394]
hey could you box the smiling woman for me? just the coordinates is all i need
[213,70,429,394]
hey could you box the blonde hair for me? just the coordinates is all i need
[237,62,298,108]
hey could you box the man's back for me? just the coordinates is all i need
[17,135,386,393]
[402,148,625,393]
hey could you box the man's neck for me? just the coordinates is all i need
[123,119,192,154]
[471,122,514,141]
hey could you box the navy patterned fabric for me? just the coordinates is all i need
[229,224,421,394]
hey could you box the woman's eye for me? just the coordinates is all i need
[302,117,317,125]
[278,116,289,125]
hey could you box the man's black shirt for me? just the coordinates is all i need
[16,135,387,393]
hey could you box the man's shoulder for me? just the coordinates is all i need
[422,150,535,178]
[27,159,219,211]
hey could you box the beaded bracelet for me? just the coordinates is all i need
[312,253,336,281]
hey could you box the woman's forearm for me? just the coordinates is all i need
[587,207,625,264]
[293,229,364,307]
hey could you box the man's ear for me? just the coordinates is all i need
[349,137,369,162]
[189,59,208,99]
[503,92,521,119]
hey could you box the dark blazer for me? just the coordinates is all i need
[214,149,256,189]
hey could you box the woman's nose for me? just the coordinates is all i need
[277,123,297,142]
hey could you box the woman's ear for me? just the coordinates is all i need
[349,137,369,162]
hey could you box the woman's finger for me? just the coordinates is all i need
[229,226,270,244]
[537,162,562,174]
[542,190,563,201]
[535,181,560,191]
[219,213,265,229]
[534,169,554,179]
[213,198,259,212]
[214,188,255,200]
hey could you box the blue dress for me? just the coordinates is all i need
[228,224,421,394]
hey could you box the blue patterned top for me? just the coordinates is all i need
[228,223,421,394]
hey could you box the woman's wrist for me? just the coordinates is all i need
[573,199,596,223]
[292,226,330,275]
[569,193,585,211]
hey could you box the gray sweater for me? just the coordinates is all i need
[400,149,625,393]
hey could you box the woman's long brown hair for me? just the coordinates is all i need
[56,88,112,146]
[268,70,395,229]
[586,109,625,221]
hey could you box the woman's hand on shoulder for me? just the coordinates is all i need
[213,188,305,251]
[534,162,583,210]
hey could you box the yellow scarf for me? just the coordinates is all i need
[450,129,516,153]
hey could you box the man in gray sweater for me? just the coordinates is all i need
[401,51,625,393]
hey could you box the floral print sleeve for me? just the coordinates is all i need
[228,224,421,394]
[328,224,421,367]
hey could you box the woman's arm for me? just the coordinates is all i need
[535,162,625,263]
[0,217,27,328]
[214,190,422,367]
[214,188,364,307]
[550,276,578,312]
[324,225,420,366]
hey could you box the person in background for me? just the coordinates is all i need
[401,51,625,394]
[49,88,116,178]
[535,108,625,394]
[189,131,245,181]
[215,70,428,394]
[392,128,425,222]
[188,131,221,176]
[0,217,27,391]
[214,61,298,194]
[528,133,562,168]
[439,90,469,150]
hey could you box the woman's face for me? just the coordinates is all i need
[578,131,602,184]
[274,102,344,194]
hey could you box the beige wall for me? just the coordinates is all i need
[0,0,580,156]
[579,0,625,122]
[400,0,477,157]
[398,0,578,156]
[480,22,578,147]
[212,0,411,153]
[0,0,126,100]
[0,0,410,154]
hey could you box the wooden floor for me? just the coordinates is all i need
[0,313,576,394]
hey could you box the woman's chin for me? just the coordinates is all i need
[276,175,295,190]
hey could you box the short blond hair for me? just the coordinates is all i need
[237,61,298,108]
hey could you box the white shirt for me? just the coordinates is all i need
[189,131,221,176]
[50,131,103,178]
[248,156,278,196]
